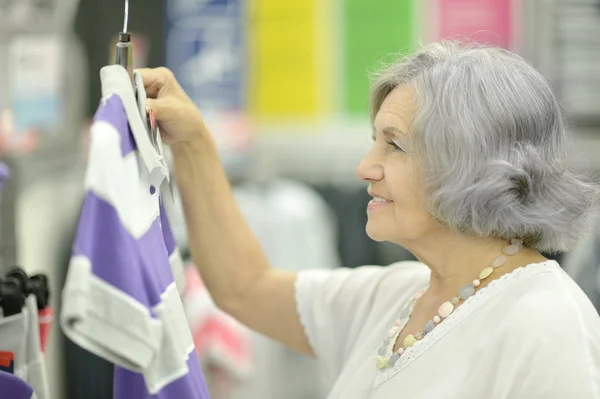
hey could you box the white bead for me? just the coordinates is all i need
[503,244,520,255]
[438,302,454,318]
[473,279,481,287]
[433,315,441,323]
[491,255,506,268]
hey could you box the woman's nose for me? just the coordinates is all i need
[356,150,383,182]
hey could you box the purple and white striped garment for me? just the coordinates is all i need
[60,65,210,399]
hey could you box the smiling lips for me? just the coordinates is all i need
[367,192,393,210]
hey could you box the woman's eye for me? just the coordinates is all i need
[386,141,404,152]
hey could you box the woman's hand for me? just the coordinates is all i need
[137,67,211,149]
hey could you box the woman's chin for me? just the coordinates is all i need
[365,222,390,242]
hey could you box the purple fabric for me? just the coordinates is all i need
[94,95,136,156]
[0,162,9,190]
[74,191,174,309]
[114,350,209,399]
[159,200,176,256]
[0,371,34,399]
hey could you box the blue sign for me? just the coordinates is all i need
[165,0,244,110]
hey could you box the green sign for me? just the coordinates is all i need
[342,0,416,115]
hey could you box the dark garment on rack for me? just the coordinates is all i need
[313,185,379,268]
[60,208,114,399]
[377,241,418,265]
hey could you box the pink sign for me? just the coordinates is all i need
[436,0,513,49]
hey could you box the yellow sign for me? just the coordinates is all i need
[248,0,332,120]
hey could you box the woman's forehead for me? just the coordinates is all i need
[374,86,415,135]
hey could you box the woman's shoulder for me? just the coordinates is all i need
[298,260,430,285]
[493,260,600,337]
[295,261,430,318]
[314,260,431,292]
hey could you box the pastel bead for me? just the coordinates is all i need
[395,320,401,326]
[403,334,417,348]
[378,345,387,356]
[388,327,399,338]
[438,302,454,318]
[473,279,481,287]
[397,347,405,355]
[415,332,423,340]
[377,356,389,369]
[491,255,507,268]
[423,320,435,335]
[511,238,523,247]
[451,297,460,305]
[433,315,441,323]
[479,267,494,280]
[399,307,411,320]
[503,244,520,255]
[459,284,475,300]
[388,352,401,367]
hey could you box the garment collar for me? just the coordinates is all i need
[100,65,168,179]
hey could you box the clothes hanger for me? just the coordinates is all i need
[113,0,162,156]
[5,267,50,310]
[115,0,133,83]
[0,274,24,317]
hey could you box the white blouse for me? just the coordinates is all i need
[295,260,600,398]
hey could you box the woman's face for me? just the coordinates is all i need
[356,86,437,245]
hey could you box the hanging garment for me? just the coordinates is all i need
[0,296,49,398]
[0,162,10,190]
[59,212,115,399]
[228,180,340,399]
[182,264,251,399]
[313,185,379,268]
[60,65,209,399]
[0,370,35,399]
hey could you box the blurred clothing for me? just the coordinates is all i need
[0,370,35,399]
[0,296,49,399]
[182,264,251,399]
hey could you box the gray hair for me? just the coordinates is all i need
[370,40,599,253]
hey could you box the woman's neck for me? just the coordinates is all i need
[403,231,547,298]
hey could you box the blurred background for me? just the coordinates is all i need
[0,0,599,398]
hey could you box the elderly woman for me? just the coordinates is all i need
[140,41,600,398]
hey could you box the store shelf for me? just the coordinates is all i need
[255,123,600,186]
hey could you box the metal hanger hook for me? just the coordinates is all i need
[123,0,129,33]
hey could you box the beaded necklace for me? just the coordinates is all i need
[376,239,524,370]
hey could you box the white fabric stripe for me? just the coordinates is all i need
[60,255,163,371]
[25,296,48,399]
[169,249,186,297]
[144,282,196,394]
[86,121,160,239]
[101,66,167,177]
